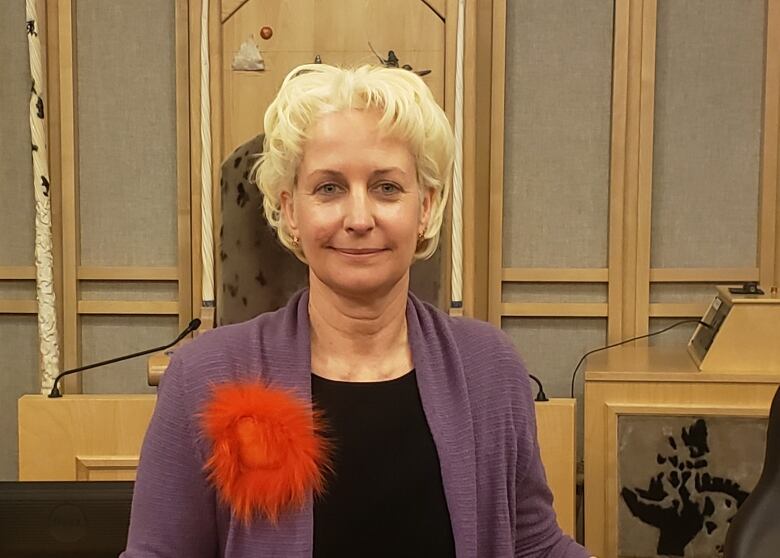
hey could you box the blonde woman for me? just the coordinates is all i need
[123,64,589,558]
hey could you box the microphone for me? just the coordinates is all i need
[48,318,201,398]
[528,374,549,402]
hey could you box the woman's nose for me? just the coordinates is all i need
[344,189,375,233]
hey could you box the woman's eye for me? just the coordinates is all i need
[316,183,340,195]
[378,182,401,195]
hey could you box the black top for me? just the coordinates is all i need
[311,370,456,558]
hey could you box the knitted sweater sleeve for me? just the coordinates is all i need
[508,347,590,558]
[121,354,218,558]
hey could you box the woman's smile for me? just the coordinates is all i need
[331,247,388,257]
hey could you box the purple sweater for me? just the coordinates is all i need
[122,290,588,557]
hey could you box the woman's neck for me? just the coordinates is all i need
[307,274,412,381]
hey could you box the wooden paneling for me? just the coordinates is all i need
[535,399,577,538]
[77,267,179,281]
[18,394,156,480]
[503,268,609,283]
[76,456,139,481]
[762,0,780,290]
[502,303,608,318]
[0,267,36,280]
[57,0,81,392]
[488,0,506,327]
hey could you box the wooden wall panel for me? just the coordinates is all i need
[221,0,445,155]
[79,281,179,301]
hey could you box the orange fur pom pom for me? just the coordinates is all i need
[200,382,330,524]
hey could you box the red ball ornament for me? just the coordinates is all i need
[260,26,273,40]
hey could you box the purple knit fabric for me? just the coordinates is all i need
[122,290,589,557]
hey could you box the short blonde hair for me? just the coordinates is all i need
[252,63,454,262]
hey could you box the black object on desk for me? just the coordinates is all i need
[0,481,133,557]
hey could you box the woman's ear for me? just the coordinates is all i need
[419,186,434,236]
[280,189,299,238]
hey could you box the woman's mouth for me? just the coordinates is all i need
[332,248,387,256]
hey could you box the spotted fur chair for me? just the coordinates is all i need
[217,134,443,326]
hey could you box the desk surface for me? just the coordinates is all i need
[585,344,780,383]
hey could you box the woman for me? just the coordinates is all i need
[123,64,589,557]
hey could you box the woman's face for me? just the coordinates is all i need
[281,109,432,298]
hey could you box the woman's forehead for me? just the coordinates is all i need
[299,113,415,173]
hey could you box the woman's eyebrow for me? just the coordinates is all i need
[308,169,345,180]
[371,167,407,177]
[306,167,408,179]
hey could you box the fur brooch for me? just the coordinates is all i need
[200,382,331,524]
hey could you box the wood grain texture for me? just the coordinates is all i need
[535,398,577,538]
[18,394,156,480]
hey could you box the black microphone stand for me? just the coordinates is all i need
[529,374,549,402]
[48,319,201,398]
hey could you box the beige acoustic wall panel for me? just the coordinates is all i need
[0,1,36,266]
[502,0,613,268]
[0,1,39,481]
[80,316,179,394]
[0,317,39,480]
[76,0,178,267]
[651,0,765,268]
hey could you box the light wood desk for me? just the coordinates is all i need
[20,386,578,538]
[18,394,156,481]
[584,345,780,558]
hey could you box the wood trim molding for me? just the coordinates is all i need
[75,455,140,481]
[58,0,81,392]
[77,301,180,315]
[648,302,709,318]
[634,0,658,338]
[45,0,65,365]
[608,0,656,342]
[176,0,193,330]
[501,303,608,318]
[461,0,477,318]
[488,0,506,327]
[503,268,609,283]
[760,0,780,290]
[0,300,38,314]
[77,267,179,281]
[189,0,203,318]
[0,267,37,280]
[607,0,633,343]
[649,268,760,283]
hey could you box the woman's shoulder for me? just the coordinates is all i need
[166,299,298,385]
[173,315,261,365]
[411,295,518,360]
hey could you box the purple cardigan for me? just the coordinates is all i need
[122,290,588,557]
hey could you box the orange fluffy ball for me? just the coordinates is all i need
[200,382,331,524]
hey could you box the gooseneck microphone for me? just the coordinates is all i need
[528,374,548,402]
[48,318,202,398]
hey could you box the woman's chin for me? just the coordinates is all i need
[313,269,409,299]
